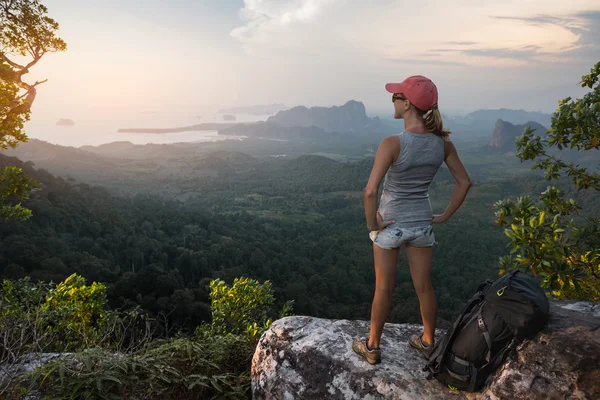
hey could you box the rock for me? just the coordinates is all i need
[252,301,600,399]
[0,353,68,398]
[251,316,454,399]
[487,119,546,150]
[56,118,75,126]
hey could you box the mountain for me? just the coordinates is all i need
[266,100,396,134]
[488,120,547,151]
[217,104,287,115]
[80,141,137,156]
[4,139,262,193]
[442,109,551,142]
[5,139,118,166]
[462,109,551,127]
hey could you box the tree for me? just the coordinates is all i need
[0,0,66,221]
[494,62,600,300]
[207,277,293,340]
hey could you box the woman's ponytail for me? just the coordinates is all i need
[418,105,451,136]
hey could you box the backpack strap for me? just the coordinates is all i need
[481,337,517,374]
[475,279,493,294]
[468,364,478,392]
[476,310,492,363]
[445,367,470,382]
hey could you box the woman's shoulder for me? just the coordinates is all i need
[381,134,402,146]
[432,132,452,142]
[379,135,402,161]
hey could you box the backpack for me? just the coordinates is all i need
[424,270,550,392]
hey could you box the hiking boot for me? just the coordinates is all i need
[352,339,381,365]
[409,334,434,359]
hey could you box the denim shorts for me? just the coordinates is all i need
[369,224,436,250]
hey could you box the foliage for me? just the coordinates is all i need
[209,278,276,340]
[0,272,289,399]
[0,275,153,396]
[0,278,52,361]
[29,336,252,400]
[495,62,600,300]
[0,162,39,222]
[42,274,108,349]
[0,0,66,221]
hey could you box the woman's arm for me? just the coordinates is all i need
[433,140,472,224]
[364,136,398,231]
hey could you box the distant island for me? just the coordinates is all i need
[217,103,287,115]
[118,123,240,134]
[119,101,394,137]
[222,114,236,121]
[56,118,75,126]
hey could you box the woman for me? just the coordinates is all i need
[352,75,472,364]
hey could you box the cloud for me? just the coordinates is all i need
[230,0,339,50]
[488,10,600,62]
[422,10,599,65]
[492,14,577,27]
[444,41,478,46]
[386,58,468,67]
[462,45,545,60]
[229,1,599,71]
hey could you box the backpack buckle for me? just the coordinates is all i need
[477,318,486,331]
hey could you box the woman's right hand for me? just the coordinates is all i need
[369,212,395,231]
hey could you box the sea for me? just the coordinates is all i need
[23,107,267,147]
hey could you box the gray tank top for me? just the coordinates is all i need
[378,131,446,228]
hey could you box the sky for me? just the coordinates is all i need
[21,0,600,125]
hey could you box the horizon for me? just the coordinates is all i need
[26,2,599,108]
[23,100,556,148]
[17,0,600,146]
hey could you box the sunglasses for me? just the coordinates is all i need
[392,94,407,103]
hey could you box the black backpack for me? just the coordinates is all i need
[424,271,550,392]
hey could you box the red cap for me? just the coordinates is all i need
[385,75,438,111]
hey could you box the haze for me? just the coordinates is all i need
[23,0,600,146]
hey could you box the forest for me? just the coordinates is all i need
[2,151,582,334]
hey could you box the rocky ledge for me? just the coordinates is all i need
[251,301,599,399]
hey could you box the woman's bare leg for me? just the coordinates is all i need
[404,244,437,345]
[368,243,400,348]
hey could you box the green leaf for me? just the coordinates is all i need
[102,375,122,385]
[539,211,546,225]
[211,379,223,392]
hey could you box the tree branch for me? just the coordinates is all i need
[23,52,43,73]
[536,150,600,190]
[0,80,47,138]
[0,53,25,70]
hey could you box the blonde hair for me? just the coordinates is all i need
[416,106,451,136]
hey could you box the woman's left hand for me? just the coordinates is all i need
[432,214,448,224]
